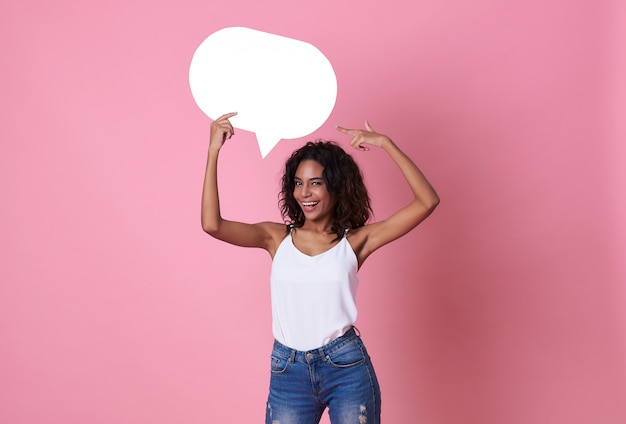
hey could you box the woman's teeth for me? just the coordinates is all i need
[303,202,319,207]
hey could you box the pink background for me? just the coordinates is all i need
[2,1,625,423]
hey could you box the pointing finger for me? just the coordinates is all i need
[336,125,360,136]
[218,112,238,120]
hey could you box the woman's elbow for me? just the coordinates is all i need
[429,194,440,211]
[201,220,220,236]
[419,194,440,217]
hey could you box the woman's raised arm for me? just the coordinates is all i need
[336,121,439,262]
[201,112,284,253]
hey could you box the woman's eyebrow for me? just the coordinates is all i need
[294,176,324,181]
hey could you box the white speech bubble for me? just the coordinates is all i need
[189,27,337,158]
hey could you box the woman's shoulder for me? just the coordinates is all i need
[345,224,380,267]
[257,221,290,254]
[345,225,368,249]
[257,221,289,237]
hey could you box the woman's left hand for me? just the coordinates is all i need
[336,120,391,151]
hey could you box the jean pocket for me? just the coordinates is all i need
[270,354,290,374]
[325,340,366,368]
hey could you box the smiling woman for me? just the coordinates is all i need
[280,141,372,243]
[201,113,439,424]
[295,160,334,224]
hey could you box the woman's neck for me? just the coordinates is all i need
[300,218,334,235]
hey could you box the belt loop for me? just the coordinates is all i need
[352,325,361,337]
[289,349,297,363]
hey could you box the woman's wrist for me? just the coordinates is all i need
[380,136,396,151]
[208,142,222,157]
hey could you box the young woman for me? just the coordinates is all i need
[202,112,439,424]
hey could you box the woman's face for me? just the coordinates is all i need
[293,159,336,224]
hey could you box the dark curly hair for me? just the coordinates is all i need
[279,141,372,240]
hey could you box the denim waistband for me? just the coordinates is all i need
[272,326,361,363]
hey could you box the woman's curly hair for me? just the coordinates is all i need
[279,141,372,240]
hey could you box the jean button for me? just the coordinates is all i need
[306,353,313,360]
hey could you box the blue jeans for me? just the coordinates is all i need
[266,327,381,424]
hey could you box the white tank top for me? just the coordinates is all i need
[270,229,359,351]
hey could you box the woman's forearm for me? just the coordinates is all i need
[201,147,222,234]
[201,112,236,235]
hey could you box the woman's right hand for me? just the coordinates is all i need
[209,112,238,151]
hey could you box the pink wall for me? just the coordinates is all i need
[2,1,624,423]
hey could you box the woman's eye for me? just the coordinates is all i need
[295,181,302,186]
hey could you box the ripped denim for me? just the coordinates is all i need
[266,327,381,424]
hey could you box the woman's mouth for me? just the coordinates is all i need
[302,201,320,209]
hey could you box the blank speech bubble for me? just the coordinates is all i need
[189,27,337,158]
